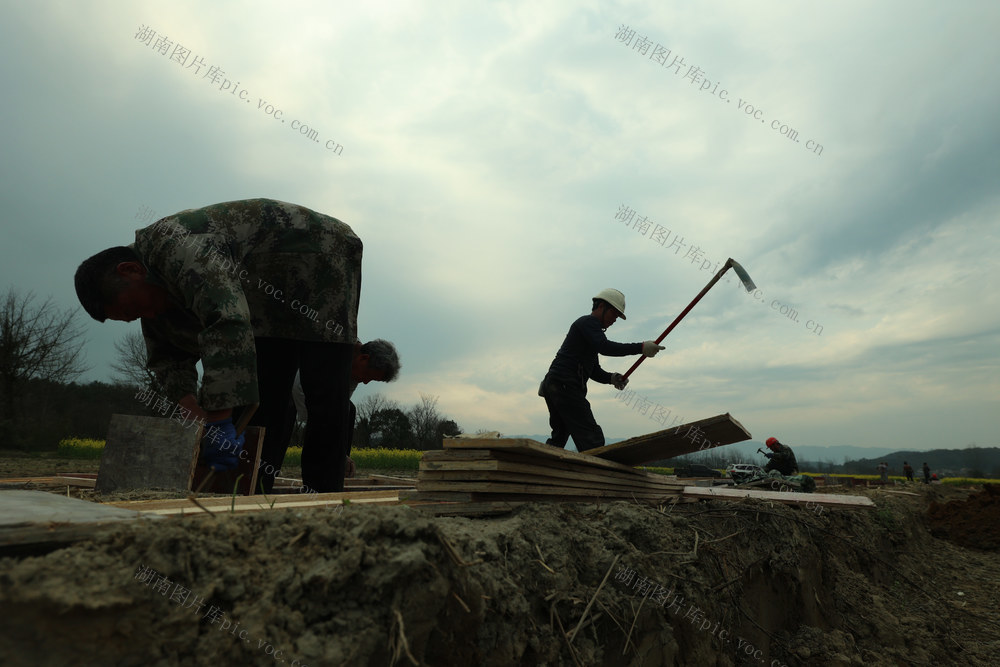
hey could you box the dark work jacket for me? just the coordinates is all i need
[764,444,799,476]
[545,315,643,390]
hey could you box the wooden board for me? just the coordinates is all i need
[583,413,752,465]
[274,475,416,489]
[415,479,681,500]
[190,426,265,496]
[680,486,875,508]
[96,414,202,493]
[441,438,643,473]
[403,490,694,504]
[419,461,680,491]
[421,451,679,488]
[418,469,681,494]
[106,489,402,516]
[0,476,97,489]
[0,490,160,553]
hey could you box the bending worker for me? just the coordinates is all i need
[762,436,799,475]
[75,198,389,493]
[539,289,664,452]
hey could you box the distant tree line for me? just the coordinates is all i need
[348,393,461,451]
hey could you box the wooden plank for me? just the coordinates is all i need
[416,480,681,500]
[368,474,417,486]
[190,426,264,496]
[680,486,875,508]
[422,450,495,461]
[136,494,402,516]
[419,463,681,491]
[404,490,692,505]
[105,488,401,514]
[419,455,678,487]
[442,437,641,473]
[424,448,676,485]
[0,476,97,489]
[418,469,682,493]
[96,415,202,493]
[583,414,751,465]
[268,484,413,494]
[273,476,413,488]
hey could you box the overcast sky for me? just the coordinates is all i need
[2,1,997,452]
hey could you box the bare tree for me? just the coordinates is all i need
[0,287,89,425]
[110,330,163,392]
[356,393,401,425]
[408,393,443,450]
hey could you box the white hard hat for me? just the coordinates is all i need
[593,288,626,319]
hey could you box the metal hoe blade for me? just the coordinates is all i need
[728,258,756,292]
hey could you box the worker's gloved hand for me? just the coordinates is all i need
[764,452,774,459]
[642,341,665,357]
[611,373,628,390]
[201,417,244,472]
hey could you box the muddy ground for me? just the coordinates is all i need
[0,456,997,666]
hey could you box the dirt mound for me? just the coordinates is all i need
[927,484,1000,551]
[1,490,998,666]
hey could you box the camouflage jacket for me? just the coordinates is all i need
[134,199,363,410]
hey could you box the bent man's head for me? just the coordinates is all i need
[75,247,172,322]
[353,339,401,384]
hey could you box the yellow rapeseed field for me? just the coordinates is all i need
[58,438,422,470]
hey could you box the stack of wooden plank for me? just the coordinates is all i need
[410,413,753,504]
[412,438,685,503]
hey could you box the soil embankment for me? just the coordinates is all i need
[0,473,997,666]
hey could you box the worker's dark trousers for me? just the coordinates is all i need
[278,397,356,471]
[541,374,605,452]
[248,338,353,494]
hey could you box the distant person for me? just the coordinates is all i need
[902,461,914,482]
[539,289,664,452]
[877,461,889,484]
[922,462,931,484]
[762,437,799,476]
[286,339,400,484]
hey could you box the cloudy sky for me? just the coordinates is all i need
[2,1,997,452]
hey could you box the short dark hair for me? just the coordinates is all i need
[74,246,141,322]
[361,339,401,382]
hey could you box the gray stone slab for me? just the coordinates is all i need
[0,490,159,552]
[0,490,153,526]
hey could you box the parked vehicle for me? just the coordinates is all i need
[726,463,765,483]
[673,464,722,478]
